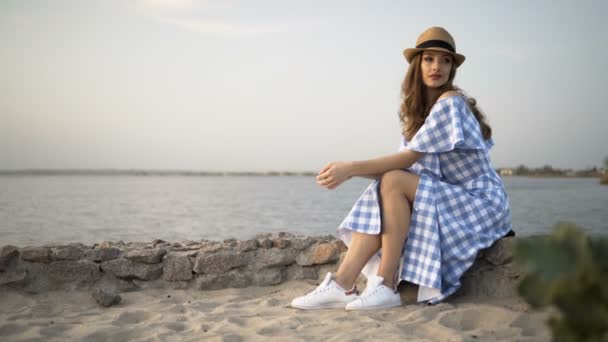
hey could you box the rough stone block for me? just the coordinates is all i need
[272,238,289,249]
[257,238,273,249]
[92,288,122,307]
[21,247,52,263]
[485,237,515,266]
[0,245,19,271]
[163,254,193,281]
[296,243,339,266]
[235,239,258,252]
[286,265,319,281]
[100,259,163,280]
[290,237,315,250]
[85,247,121,262]
[92,273,138,293]
[47,260,102,284]
[252,267,287,286]
[253,248,298,269]
[193,251,249,274]
[53,245,86,261]
[124,248,167,264]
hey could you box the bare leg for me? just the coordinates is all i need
[334,170,419,291]
[377,170,420,289]
[334,232,381,290]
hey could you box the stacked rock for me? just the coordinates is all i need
[0,234,520,305]
[0,233,346,295]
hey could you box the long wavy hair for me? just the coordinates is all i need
[399,53,492,141]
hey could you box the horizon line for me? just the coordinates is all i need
[0,165,603,175]
[0,169,318,176]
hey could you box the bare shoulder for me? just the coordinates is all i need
[438,90,461,101]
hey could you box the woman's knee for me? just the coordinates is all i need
[380,170,419,202]
[380,170,406,194]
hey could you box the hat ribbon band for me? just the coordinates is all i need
[416,40,455,53]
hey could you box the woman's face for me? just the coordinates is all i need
[420,50,453,88]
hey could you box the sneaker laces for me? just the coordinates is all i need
[304,273,333,297]
[363,284,391,299]
[305,275,357,297]
[360,275,395,298]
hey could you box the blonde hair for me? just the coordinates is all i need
[399,53,492,141]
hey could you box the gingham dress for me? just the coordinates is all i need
[337,95,512,304]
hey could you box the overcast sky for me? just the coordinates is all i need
[1,0,606,172]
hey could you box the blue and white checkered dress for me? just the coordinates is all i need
[337,95,512,304]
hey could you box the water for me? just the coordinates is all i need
[0,175,606,246]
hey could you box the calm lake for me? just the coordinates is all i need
[1,175,606,246]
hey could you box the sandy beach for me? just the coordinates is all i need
[0,278,550,342]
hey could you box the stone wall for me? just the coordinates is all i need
[0,233,346,295]
[0,233,520,301]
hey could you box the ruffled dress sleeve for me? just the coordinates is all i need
[406,96,489,153]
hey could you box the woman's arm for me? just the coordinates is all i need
[350,149,423,177]
[317,149,423,189]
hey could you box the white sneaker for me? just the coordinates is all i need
[290,273,358,310]
[345,275,401,310]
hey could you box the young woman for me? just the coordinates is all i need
[291,27,512,310]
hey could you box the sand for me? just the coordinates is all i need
[0,279,551,342]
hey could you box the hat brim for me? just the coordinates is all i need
[403,47,465,67]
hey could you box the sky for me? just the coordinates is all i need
[1,0,607,172]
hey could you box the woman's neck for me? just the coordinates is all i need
[425,87,442,104]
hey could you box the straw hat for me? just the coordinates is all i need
[403,27,465,66]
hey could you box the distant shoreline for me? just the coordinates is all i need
[0,169,603,179]
[0,169,317,177]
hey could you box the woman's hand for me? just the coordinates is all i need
[316,161,353,190]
